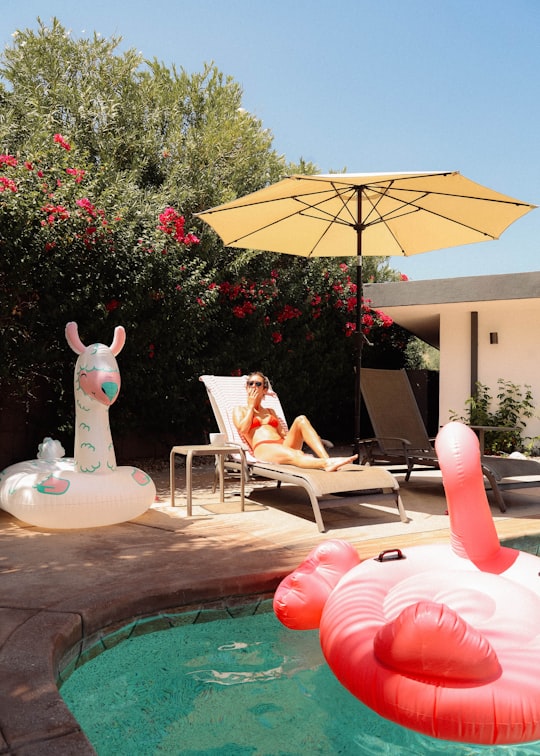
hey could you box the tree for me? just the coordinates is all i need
[0,19,411,461]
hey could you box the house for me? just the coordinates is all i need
[364,271,540,446]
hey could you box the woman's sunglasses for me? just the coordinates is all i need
[247,380,263,387]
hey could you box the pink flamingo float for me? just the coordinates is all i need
[0,323,155,528]
[274,422,540,745]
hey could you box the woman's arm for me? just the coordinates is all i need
[233,405,254,437]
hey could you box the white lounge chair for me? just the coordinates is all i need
[200,375,406,532]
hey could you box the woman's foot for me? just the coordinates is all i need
[324,454,358,472]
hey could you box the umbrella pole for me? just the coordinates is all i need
[353,189,364,461]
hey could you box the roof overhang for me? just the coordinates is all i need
[365,271,540,348]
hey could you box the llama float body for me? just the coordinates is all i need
[0,322,155,529]
[274,422,540,746]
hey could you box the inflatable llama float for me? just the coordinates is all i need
[0,322,155,528]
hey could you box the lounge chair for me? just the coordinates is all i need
[360,367,540,512]
[199,375,407,532]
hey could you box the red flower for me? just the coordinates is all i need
[0,177,17,193]
[158,207,199,245]
[41,203,69,222]
[105,299,119,312]
[184,232,200,246]
[76,198,97,218]
[277,304,302,322]
[400,273,409,281]
[53,133,71,151]
[66,167,85,184]
[346,296,357,312]
[344,322,356,337]
[271,331,283,343]
[0,154,17,167]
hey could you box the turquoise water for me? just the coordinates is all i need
[60,597,540,756]
[60,539,540,755]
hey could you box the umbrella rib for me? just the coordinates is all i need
[213,188,358,246]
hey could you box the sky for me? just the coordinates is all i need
[2,0,539,281]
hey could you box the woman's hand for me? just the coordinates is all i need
[247,387,259,407]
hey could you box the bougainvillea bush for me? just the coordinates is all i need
[0,20,412,461]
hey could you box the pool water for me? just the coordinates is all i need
[60,595,540,756]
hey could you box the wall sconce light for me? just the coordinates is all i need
[489,332,498,344]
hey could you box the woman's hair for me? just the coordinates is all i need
[246,371,269,389]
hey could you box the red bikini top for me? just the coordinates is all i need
[251,415,279,430]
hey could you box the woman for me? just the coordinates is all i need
[233,372,357,471]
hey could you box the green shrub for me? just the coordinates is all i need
[451,380,535,455]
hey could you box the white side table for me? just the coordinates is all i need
[169,444,245,515]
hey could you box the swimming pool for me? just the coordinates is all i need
[60,589,540,755]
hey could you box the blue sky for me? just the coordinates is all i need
[2,0,539,280]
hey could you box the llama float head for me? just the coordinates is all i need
[65,322,126,474]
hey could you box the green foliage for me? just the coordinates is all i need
[0,19,412,458]
[450,380,535,455]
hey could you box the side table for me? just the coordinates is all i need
[169,444,245,515]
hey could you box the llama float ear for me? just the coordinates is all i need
[110,326,126,356]
[65,322,86,355]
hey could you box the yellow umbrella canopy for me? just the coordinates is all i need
[197,171,535,258]
[197,171,535,450]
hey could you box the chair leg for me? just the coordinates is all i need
[396,493,408,523]
[482,468,507,512]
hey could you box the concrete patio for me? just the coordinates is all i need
[1,458,540,754]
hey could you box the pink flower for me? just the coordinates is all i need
[53,133,71,151]
[76,198,97,218]
[400,273,409,281]
[0,154,17,167]
[0,176,17,192]
[157,207,200,245]
[184,232,200,246]
[66,167,85,184]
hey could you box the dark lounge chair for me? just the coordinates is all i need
[360,368,540,513]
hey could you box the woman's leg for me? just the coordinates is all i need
[254,441,357,471]
[283,415,329,459]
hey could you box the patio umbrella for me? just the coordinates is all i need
[196,171,535,452]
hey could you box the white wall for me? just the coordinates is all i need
[439,307,472,425]
[439,301,540,448]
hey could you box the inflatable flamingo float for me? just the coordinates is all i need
[274,421,540,745]
[0,323,155,529]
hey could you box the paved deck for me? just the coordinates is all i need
[1,460,540,754]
